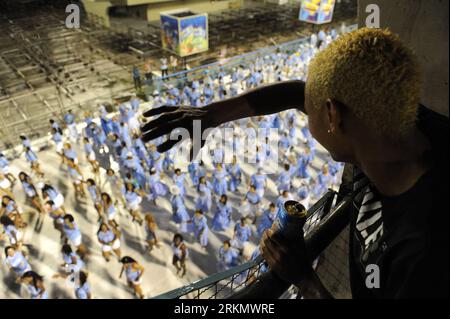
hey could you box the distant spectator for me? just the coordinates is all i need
[160,57,169,78]
[132,65,141,90]
[144,60,153,84]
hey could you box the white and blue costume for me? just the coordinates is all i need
[26,284,48,299]
[147,171,169,201]
[226,163,242,192]
[192,214,209,247]
[212,168,228,196]
[172,173,186,197]
[232,222,252,250]
[211,200,232,232]
[75,282,91,299]
[257,207,279,238]
[124,190,142,212]
[196,182,212,210]
[62,251,84,274]
[277,167,294,193]
[245,190,261,217]
[5,251,31,276]
[63,222,82,247]
[171,195,190,233]
[250,173,267,198]
[217,246,239,272]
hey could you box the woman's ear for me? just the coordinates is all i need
[326,99,343,134]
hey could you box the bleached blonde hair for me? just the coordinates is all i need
[306,27,421,139]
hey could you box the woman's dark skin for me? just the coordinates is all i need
[141,80,431,298]
[141,81,306,159]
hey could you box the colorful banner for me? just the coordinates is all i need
[179,14,208,57]
[160,11,209,57]
[299,0,336,24]
[161,14,179,53]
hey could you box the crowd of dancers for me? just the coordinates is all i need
[0,26,346,299]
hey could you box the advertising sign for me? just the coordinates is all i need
[299,0,336,24]
[179,14,208,57]
[161,14,179,53]
[160,10,209,57]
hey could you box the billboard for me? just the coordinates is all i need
[179,14,208,57]
[299,0,336,24]
[161,14,180,54]
[160,10,209,57]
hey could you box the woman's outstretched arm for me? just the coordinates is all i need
[141,80,305,157]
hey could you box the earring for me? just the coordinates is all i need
[327,129,331,134]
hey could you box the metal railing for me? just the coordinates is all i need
[153,189,354,299]
[149,24,358,93]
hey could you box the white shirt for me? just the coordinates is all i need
[0,177,11,189]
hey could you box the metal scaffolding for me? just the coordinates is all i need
[0,3,134,148]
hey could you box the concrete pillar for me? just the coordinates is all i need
[357,0,449,116]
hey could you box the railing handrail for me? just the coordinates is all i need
[167,38,306,79]
[152,259,261,299]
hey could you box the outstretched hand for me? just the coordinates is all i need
[140,81,305,160]
[141,105,217,161]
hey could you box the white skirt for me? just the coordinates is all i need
[230,238,245,250]
[107,209,116,221]
[127,198,141,211]
[25,188,36,198]
[9,230,23,245]
[68,124,78,139]
[249,202,262,217]
[102,239,121,252]
[130,278,142,286]
[54,193,65,208]
[128,117,140,132]
[56,142,63,154]
[1,165,11,175]
[73,177,83,185]
[87,152,96,162]
[256,188,264,199]
[0,178,11,189]
[69,234,82,247]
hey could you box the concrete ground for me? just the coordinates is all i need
[0,109,340,299]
